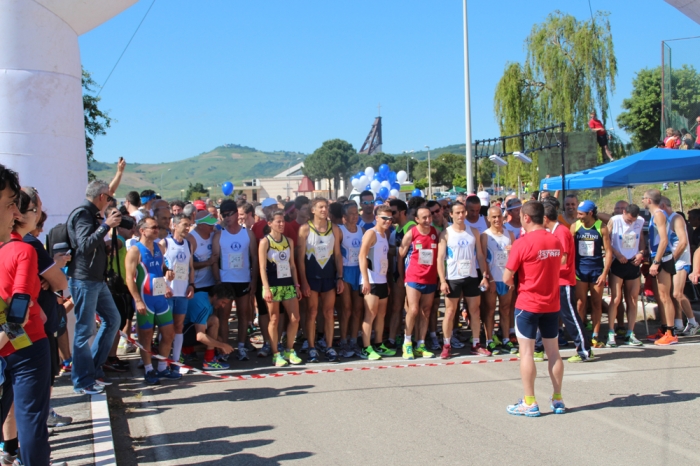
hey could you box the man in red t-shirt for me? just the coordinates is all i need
[543,201,593,363]
[503,201,565,417]
[589,111,614,162]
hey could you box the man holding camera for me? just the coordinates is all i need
[67,180,124,395]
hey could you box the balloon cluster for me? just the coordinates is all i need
[222,181,234,197]
[350,164,408,201]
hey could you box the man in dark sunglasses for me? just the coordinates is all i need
[358,190,376,231]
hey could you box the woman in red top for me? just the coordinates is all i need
[0,170,52,466]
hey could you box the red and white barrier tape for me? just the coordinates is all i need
[120,331,520,382]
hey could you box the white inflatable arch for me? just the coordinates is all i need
[0,0,138,230]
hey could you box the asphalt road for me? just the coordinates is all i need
[108,329,700,466]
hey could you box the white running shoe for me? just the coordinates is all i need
[680,322,700,336]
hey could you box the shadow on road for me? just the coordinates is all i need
[591,346,676,362]
[179,451,314,465]
[572,390,700,412]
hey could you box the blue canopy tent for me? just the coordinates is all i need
[539,148,700,192]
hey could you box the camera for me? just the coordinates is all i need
[118,215,134,230]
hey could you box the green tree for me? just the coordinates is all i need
[493,10,617,188]
[303,139,358,198]
[413,153,466,189]
[356,152,395,173]
[617,65,700,151]
[477,158,497,187]
[391,155,419,179]
[185,182,209,201]
[83,68,112,181]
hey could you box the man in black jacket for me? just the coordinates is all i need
[67,180,124,395]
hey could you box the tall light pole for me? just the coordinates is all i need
[160,168,171,196]
[463,0,474,193]
[180,189,184,201]
[425,145,431,199]
[403,150,414,181]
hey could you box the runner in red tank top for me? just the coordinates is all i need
[398,206,438,360]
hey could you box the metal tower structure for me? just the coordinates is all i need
[359,117,383,155]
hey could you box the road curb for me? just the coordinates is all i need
[90,393,117,466]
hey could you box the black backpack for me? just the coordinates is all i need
[45,206,89,256]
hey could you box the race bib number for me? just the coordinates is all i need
[152,277,167,296]
[578,240,594,257]
[419,249,434,265]
[315,243,331,262]
[348,248,360,265]
[228,252,244,269]
[622,233,637,249]
[458,259,471,276]
[380,259,389,275]
[174,262,189,281]
[494,252,508,267]
[277,261,291,279]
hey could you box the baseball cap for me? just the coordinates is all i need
[193,200,207,211]
[261,198,278,208]
[195,213,218,226]
[578,200,596,213]
[505,198,522,211]
[476,191,490,207]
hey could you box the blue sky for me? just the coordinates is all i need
[79,0,700,164]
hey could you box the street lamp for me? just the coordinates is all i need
[160,168,171,196]
[403,150,414,181]
[425,145,431,199]
[180,189,184,201]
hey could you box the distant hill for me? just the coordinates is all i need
[92,142,470,200]
[90,144,307,199]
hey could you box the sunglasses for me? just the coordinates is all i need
[221,211,236,218]
[430,209,440,214]
[361,201,373,205]
[378,215,393,221]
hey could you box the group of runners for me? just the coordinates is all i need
[115,185,698,415]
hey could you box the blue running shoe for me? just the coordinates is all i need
[203,360,230,370]
[506,400,540,417]
[144,370,160,385]
[550,398,566,414]
[156,368,183,380]
[308,348,320,363]
[325,348,338,362]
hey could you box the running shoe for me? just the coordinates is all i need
[429,335,441,351]
[375,342,397,357]
[156,368,182,379]
[325,348,339,362]
[74,384,105,395]
[506,400,540,417]
[125,341,138,353]
[95,377,112,386]
[203,360,230,370]
[471,343,491,356]
[308,348,320,363]
[647,328,664,342]
[102,358,127,373]
[218,352,230,362]
[282,349,303,365]
[680,322,700,336]
[558,329,569,348]
[244,341,257,352]
[502,340,518,354]
[339,342,355,359]
[1,452,16,465]
[654,332,678,346]
[550,398,566,414]
[47,409,72,428]
[277,342,284,353]
[440,344,451,359]
[492,334,502,346]
[257,342,271,358]
[300,339,309,353]
[359,346,381,360]
[317,337,328,351]
[533,351,544,362]
[181,353,199,364]
[585,321,593,331]
[273,353,289,367]
[402,342,414,360]
[59,362,72,376]
[615,326,627,337]
[395,334,404,347]
[591,338,605,349]
[623,333,643,346]
[237,347,249,361]
[350,342,363,358]
[487,341,502,355]
[169,364,184,375]
[450,336,465,349]
[414,343,435,358]
[144,370,160,385]
[606,332,617,348]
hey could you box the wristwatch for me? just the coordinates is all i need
[652,259,660,265]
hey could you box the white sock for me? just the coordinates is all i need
[157,361,168,372]
[444,337,450,345]
[172,334,184,363]
[404,335,412,344]
[690,318,698,326]
[144,364,153,373]
[473,337,480,346]
[675,319,683,329]
[486,339,493,345]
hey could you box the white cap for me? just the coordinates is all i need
[476,191,490,207]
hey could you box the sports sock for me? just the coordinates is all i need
[417,340,425,347]
[626,330,633,337]
[690,318,698,326]
[204,349,215,362]
[472,337,479,346]
[172,333,183,364]
[144,364,154,373]
[404,335,412,344]
[444,337,450,345]
[486,339,493,345]
[157,361,168,372]
[524,396,536,406]
[675,319,683,329]
[3,438,18,455]
[592,332,598,339]
[552,393,563,401]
